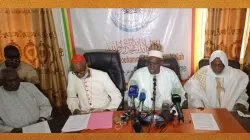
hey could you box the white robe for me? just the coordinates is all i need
[0,83,52,132]
[184,65,249,111]
[127,66,186,110]
[184,50,249,111]
[67,68,122,113]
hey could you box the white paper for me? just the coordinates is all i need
[61,114,90,132]
[23,121,51,133]
[190,113,220,130]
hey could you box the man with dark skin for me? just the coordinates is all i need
[128,43,187,110]
[66,55,122,115]
[185,50,249,112]
[71,59,90,115]
[0,68,52,133]
[0,45,40,86]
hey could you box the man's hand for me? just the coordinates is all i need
[37,117,47,123]
[197,107,204,111]
[233,103,247,112]
[11,128,22,133]
[73,109,81,115]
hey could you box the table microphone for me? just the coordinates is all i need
[172,94,184,122]
[161,100,171,122]
[127,80,139,109]
[137,91,146,112]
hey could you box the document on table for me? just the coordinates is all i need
[23,121,51,133]
[62,114,91,132]
[190,113,220,130]
[87,112,113,130]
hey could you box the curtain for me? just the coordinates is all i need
[243,34,250,72]
[0,8,68,114]
[0,8,39,68]
[204,8,247,60]
[30,8,67,112]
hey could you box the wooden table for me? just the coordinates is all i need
[82,109,246,133]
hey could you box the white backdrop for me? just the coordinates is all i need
[70,8,192,82]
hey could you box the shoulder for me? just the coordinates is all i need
[68,71,76,80]
[90,68,109,77]
[194,66,208,75]
[0,62,6,69]
[229,66,248,78]
[20,62,36,70]
[20,82,37,89]
[160,66,180,79]
[160,66,175,74]
[133,67,148,75]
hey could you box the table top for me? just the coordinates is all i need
[81,108,246,133]
[48,108,249,133]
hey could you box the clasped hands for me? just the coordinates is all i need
[11,117,47,133]
[73,109,110,115]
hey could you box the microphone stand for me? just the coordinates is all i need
[143,76,164,132]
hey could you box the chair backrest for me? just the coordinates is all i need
[198,58,240,69]
[136,55,181,80]
[83,50,126,110]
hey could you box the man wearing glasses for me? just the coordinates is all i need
[0,45,39,86]
[66,55,122,115]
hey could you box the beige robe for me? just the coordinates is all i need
[0,62,40,84]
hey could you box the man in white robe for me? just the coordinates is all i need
[67,55,122,115]
[0,68,52,133]
[184,50,249,111]
[127,43,187,110]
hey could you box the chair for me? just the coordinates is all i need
[83,50,126,110]
[136,55,181,80]
[198,58,240,69]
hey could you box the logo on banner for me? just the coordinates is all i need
[110,8,160,32]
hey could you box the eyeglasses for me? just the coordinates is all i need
[72,70,86,76]
[72,65,88,76]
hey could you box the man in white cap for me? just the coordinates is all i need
[127,43,187,110]
[184,50,249,112]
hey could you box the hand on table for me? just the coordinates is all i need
[11,128,22,133]
[197,107,204,111]
[73,109,82,115]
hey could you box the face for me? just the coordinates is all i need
[72,61,89,78]
[3,73,20,91]
[147,56,162,74]
[211,58,225,74]
[5,57,20,69]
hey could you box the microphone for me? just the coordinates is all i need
[161,100,171,122]
[132,119,144,133]
[137,91,146,112]
[128,80,139,109]
[172,94,184,122]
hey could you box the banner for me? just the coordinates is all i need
[70,8,193,82]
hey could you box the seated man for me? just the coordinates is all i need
[0,68,52,133]
[0,45,40,85]
[67,55,122,115]
[184,50,249,112]
[128,43,187,110]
